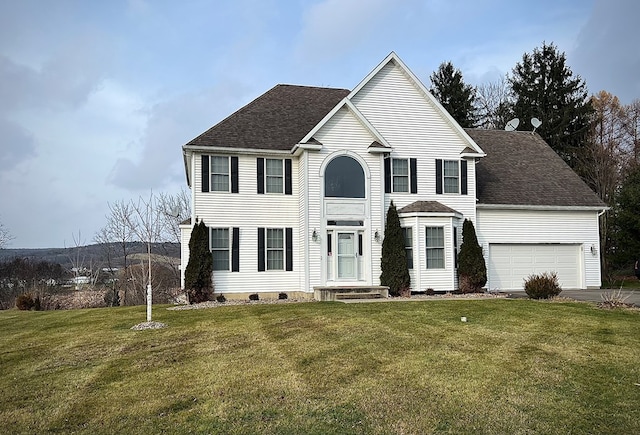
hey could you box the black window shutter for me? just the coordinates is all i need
[284,159,292,195]
[410,158,418,194]
[257,228,265,272]
[232,227,240,272]
[461,160,468,195]
[285,227,293,271]
[201,155,210,192]
[435,159,443,194]
[231,157,239,193]
[257,158,264,194]
[384,157,391,193]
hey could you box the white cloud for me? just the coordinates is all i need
[294,0,399,63]
[108,81,253,191]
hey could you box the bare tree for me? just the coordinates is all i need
[128,191,163,322]
[95,200,136,305]
[0,219,14,249]
[475,75,513,130]
[157,188,191,244]
[623,98,640,169]
[577,91,628,279]
[66,230,90,290]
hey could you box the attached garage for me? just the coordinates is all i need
[488,244,581,291]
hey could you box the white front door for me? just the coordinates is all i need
[326,229,365,283]
[337,232,357,279]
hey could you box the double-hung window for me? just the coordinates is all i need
[403,227,413,269]
[265,159,284,193]
[266,228,284,270]
[211,228,230,270]
[258,227,293,271]
[385,157,417,193]
[426,226,445,269]
[443,160,459,193]
[436,159,467,195]
[392,159,409,192]
[211,156,230,192]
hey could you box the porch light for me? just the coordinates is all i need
[312,229,318,242]
[590,244,597,255]
[374,229,380,242]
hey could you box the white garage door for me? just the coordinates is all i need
[489,244,581,291]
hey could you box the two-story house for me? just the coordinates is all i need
[179,52,605,299]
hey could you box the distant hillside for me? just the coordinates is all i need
[0,242,180,269]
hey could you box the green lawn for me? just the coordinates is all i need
[1,300,638,434]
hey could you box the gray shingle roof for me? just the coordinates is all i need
[399,201,460,214]
[185,84,350,151]
[466,129,605,208]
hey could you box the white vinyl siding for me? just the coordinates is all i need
[476,208,602,290]
[351,61,478,223]
[191,153,300,294]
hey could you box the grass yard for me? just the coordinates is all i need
[1,299,639,434]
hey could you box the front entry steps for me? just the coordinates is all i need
[314,286,390,302]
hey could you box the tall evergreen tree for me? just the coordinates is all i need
[380,201,410,296]
[457,219,487,293]
[611,166,640,270]
[509,42,593,168]
[184,219,213,304]
[430,61,478,128]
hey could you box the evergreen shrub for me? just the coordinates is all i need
[380,201,410,296]
[184,220,213,304]
[457,219,487,293]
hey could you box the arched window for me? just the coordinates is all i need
[324,156,365,198]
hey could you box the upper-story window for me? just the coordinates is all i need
[266,159,284,193]
[211,156,230,192]
[385,157,417,194]
[201,155,238,193]
[443,160,459,194]
[324,155,365,198]
[392,159,409,192]
[435,159,467,195]
[257,158,292,195]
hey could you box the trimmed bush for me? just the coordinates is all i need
[216,294,226,303]
[380,201,410,296]
[16,294,35,311]
[524,272,562,299]
[249,293,259,301]
[457,219,487,293]
[184,220,213,304]
[278,292,288,300]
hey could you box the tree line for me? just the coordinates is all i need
[429,42,640,279]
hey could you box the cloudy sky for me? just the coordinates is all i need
[0,0,637,248]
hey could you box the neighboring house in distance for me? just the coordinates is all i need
[179,52,606,298]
